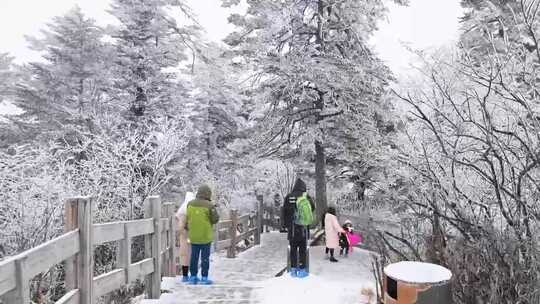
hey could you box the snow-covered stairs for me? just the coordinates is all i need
[140,232,288,304]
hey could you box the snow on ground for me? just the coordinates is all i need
[254,246,377,304]
[254,274,375,304]
[140,235,378,303]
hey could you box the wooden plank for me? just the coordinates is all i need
[128,258,154,283]
[93,269,125,298]
[0,260,16,296]
[23,230,80,278]
[126,218,153,237]
[77,197,93,304]
[93,222,124,245]
[218,220,232,229]
[235,228,257,244]
[160,218,169,231]
[55,289,80,304]
[238,214,250,227]
[216,239,231,251]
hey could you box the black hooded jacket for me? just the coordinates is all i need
[282,178,315,234]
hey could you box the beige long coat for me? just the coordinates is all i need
[324,213,344,249]
[176,192,195,266]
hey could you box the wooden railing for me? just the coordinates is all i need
[0,196,264,304]
[213,209,261,259]
[262,205,282,232]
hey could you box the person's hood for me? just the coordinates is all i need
[196,184,212,201]
[291,178,306,193]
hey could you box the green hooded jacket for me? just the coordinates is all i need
[187,185,220,244]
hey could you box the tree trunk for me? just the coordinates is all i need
[314,0,327,225]
[315,140,327,225]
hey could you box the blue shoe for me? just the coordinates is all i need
[296,269,309,278]
[187,276,198,285]
[289,267,298,277]
[199,277,213,285]
[181,276,189,283]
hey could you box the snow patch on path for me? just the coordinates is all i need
[254,275,375,304]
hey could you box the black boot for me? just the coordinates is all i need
[330,257,339,262]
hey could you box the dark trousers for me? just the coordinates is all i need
[190,243,211,277]
[340,245,349,255]
[325,247,335,257]
[289,224,308,269]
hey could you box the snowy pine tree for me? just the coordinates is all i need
[108,0,199,120]
[224,0,405,220]
[14,6,111,139]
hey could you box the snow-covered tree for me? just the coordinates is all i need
[223,0,406,220]
[0,53,22,148]
[168,44,256,207]
[108,0,200,119]
[0,53,15,103]
[379,1,540,301]
[14,7,111,139]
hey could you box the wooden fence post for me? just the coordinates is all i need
[164,203,175,277]
[213,222,219,252]
[144,198,152,297]
[267,206,273,232]
[118,224,131,284]
[77,197,94,304]
[255,196,263,245]
[1,258,30,304]
[144,196,162,299]
[227,210,238,258]
[150,196,162,298]
[64,198,79,291]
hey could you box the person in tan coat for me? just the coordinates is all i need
[324,206,345,262]
[176,192,195,282]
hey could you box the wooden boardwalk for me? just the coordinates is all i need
[140,233,377,304]
[142,232,289,304]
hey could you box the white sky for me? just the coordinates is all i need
[0,0,463,113]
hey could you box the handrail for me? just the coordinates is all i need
[0,195,265,304]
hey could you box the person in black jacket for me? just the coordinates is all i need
[339,223,352,257]
[282,178,315,278]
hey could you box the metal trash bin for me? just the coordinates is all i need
[383,261,452,304]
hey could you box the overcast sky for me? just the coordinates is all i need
[0,0,463,114]
[0,0,463,67]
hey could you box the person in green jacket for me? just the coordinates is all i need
[186,184,219,285]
